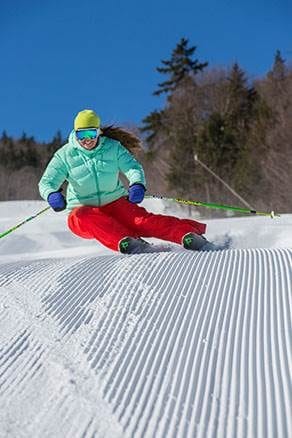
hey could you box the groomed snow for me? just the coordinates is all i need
[0,200,291,438]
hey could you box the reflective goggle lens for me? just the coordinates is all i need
[76,128,99,140]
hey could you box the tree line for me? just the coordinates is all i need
[1,38,291,213]
[140,39,292,214]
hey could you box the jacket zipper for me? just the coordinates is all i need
[93,163,100,206]
[78,152,101,206]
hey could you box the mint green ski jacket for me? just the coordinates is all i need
[39,131,146,210]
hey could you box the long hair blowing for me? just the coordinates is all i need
[101,125,142,154]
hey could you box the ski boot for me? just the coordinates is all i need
[182,232,221,252]
[119,237,151,254]
[183,232,208,251]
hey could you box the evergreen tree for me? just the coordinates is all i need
[230,65,271,193]
[265,50,289,113]
[51,130,63,145]
[140,110,163,144]
[141,38,207,149]
[194,63,268,193]
[196,112,236,173]
[268,50,287,82]
[226,63,257,129]
[1,130,10,144]
[154,37,208,96]
[166,124,202,195]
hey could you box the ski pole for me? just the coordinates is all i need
[146,195,279,218]
[193,154,253,209]
[0,206,51,240]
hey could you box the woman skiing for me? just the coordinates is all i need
[39,109,212,254]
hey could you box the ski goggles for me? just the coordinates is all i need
[75,128,100,141]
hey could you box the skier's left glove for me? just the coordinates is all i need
[47,191,67,212]
[128,184,146,203]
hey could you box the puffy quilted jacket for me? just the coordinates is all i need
[39,131,146,210]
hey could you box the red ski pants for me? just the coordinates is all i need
[67,197,206,251]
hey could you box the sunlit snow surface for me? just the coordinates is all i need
[0,201,291,438]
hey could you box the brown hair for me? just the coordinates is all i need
[101,125,142,154]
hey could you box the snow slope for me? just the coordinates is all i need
[0,201,291,438]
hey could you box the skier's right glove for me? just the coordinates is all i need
[47,191,67,212]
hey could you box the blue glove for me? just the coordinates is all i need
[47,191,67,212]
[128,184,146,203]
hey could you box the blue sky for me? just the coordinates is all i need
[0,0,291,142]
